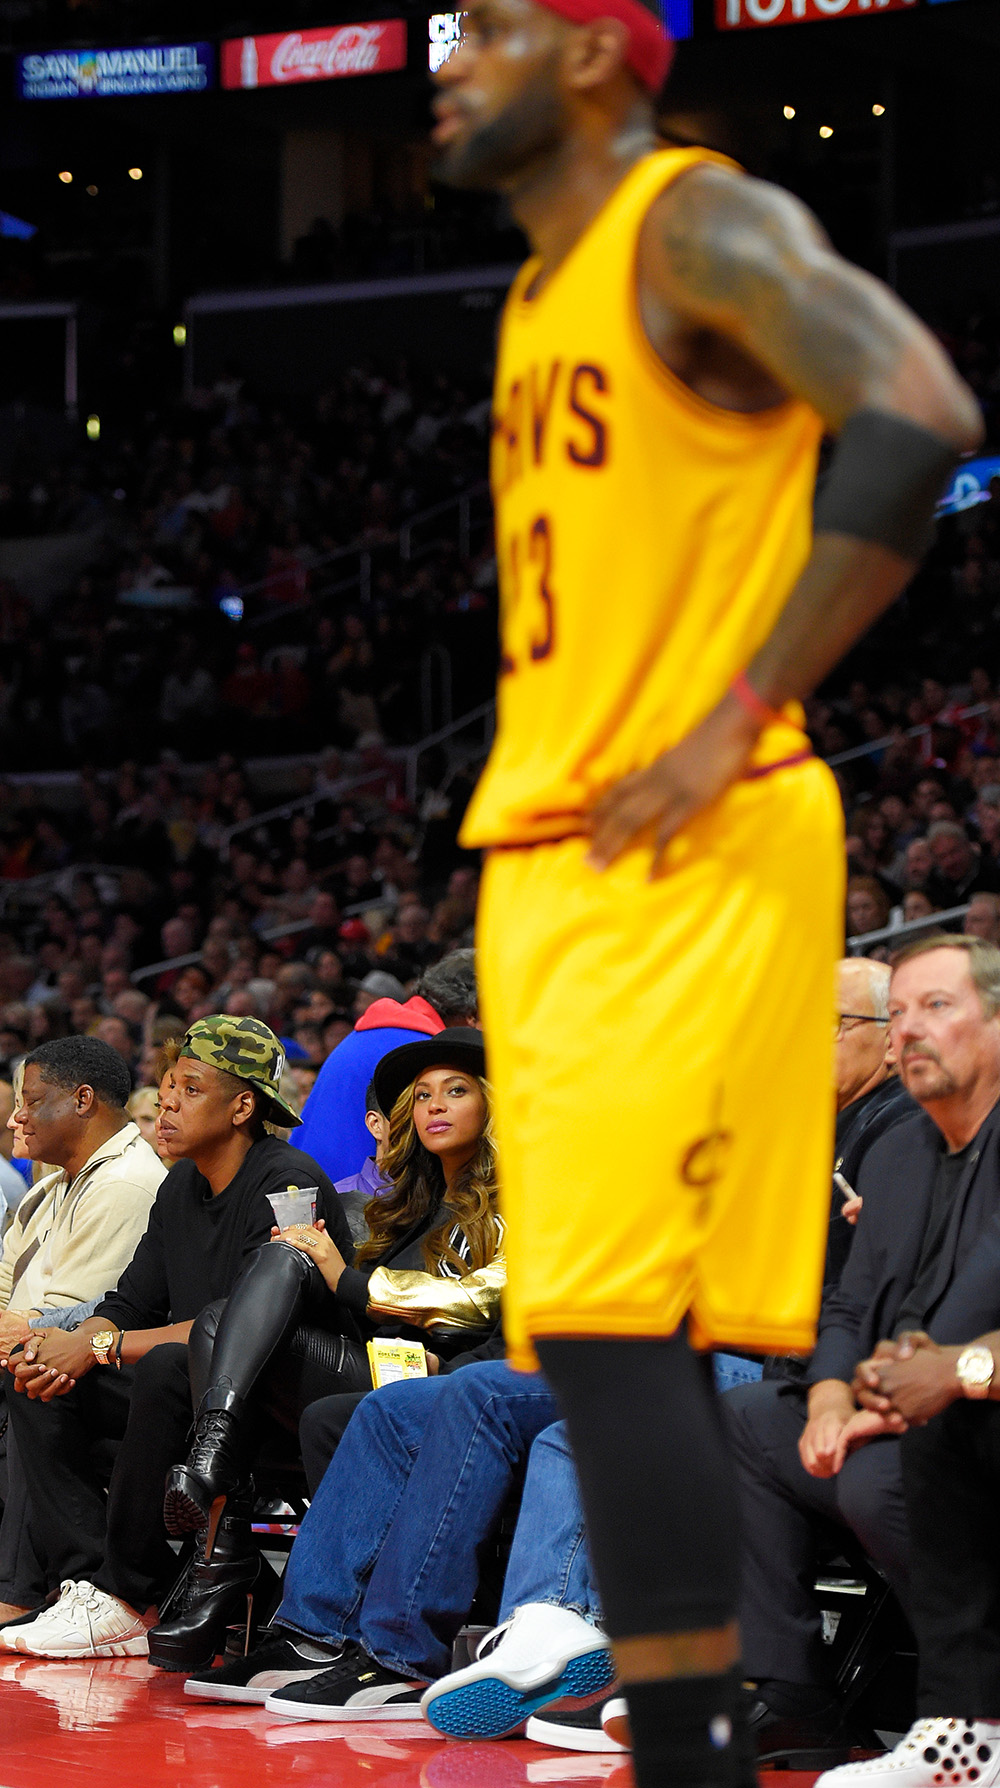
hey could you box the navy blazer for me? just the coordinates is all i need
[809,1096,1000,1386]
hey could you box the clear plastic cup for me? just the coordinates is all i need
[267,1187,318,1230]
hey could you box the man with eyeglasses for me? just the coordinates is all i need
[726,935,1000,1769]
[827,959,913,1287]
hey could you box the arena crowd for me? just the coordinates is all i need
[0,358,496,768]
[1,320,1000,1767]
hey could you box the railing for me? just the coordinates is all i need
[399,486,492,566]
[241,480,492,632]
[825,703,989,770]
[846,902,971,955]
[132,915,331,986]
[221,767,394,851]
[403,699,495,805]
[218,698,496,850]
[0,863,132,920]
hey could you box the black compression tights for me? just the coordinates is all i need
[535,1332,741,1638]
[536,1335,751,1788]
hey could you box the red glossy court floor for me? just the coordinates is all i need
[0,1657,818,1788]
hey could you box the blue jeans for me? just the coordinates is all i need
[712,1352,763,1394]
[276,1360,558,1680]
[499,1420,600,1625]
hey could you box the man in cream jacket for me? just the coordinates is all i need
[0,1035,165,1618]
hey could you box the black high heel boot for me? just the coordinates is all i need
[164,1385,245,1549]
[147,1493,282,1675]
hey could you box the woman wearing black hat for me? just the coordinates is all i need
[152,1029,504,1672]
[284,1027,500,1327]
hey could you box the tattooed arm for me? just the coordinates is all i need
[588,163,982,871]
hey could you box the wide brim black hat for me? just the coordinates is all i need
[373,1027,486,1117]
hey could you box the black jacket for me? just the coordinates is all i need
[96,1135,353,1330]
[810,1097,1000,1386]
[825,1077,915,1289]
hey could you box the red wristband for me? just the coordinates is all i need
[731,672,785,729]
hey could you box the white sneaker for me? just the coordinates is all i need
[421,1603,614,1739]
[0,1580,149,1659]
[816,1719,1000,1788]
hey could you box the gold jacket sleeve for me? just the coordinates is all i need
[365,1253,506,1331]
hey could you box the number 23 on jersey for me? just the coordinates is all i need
[500,515,556,677]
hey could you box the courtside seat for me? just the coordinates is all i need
[815,1551,916,1736]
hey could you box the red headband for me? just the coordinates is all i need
[533,0,674,91]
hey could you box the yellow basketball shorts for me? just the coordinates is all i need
[477,757,845,1374]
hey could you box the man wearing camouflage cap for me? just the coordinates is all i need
[2,1015,353,1663]
[176,1015,302,1127]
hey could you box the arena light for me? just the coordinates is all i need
[128,165,143,180]
[58,169,73,183]
[86,414,101,441]
[172,323,187,347]
[872,103,885,116]
[819,125,833,139]
[783,104,795,119]
[86,182,98,195]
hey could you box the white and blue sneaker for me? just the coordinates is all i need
[421,1603,614,1740]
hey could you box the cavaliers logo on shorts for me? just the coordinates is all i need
[680,1128,734,1190]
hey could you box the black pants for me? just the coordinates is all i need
[7,1342,192,1610]
[724,1379,910,1683]
[8,1249,372,1609]
[187,1243,373,1447]
[298,1391,371,1496]
[0,1403,46,1606]
[902,1401,1000,1715]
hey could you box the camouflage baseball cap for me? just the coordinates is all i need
[179,1015,301,1127]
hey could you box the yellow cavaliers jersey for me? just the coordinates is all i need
[460,147,826,851]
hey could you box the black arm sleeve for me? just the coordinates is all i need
[814,409,960,560]
[94,1196,171,1330]
[336,1265,375,1315]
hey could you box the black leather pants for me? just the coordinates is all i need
[188,1242,373,1449]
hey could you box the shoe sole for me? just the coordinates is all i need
[163,1471,216,1539]
[264,1697,428,1722]
[423,1648,616,1740]
[526,1715,627,1754]
[11,1635,149,1659]
[149,1648,217,1675]
[602,1704,631,1750]
[185,1667,330,1704]
[185,1678,271,1704]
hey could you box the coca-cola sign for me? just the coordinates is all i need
[221,20,407,88]
[718,0,915,25]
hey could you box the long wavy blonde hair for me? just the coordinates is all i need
[356,1072,500,1273]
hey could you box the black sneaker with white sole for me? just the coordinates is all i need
[184,1632,346,1704]
[526,1699,629,1753]
[263,1645,427,1721]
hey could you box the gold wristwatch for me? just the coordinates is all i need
[90,1329,118,1368]
[956,1343,995,1400]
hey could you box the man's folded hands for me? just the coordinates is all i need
[853,1332,964,1427]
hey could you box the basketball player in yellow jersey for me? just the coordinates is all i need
[428,4,981,1782]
